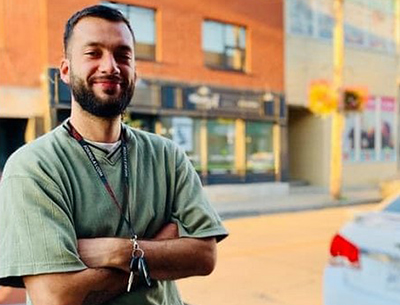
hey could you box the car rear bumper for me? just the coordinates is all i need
[324,266,400,305]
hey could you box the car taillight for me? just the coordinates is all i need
[329,234,360,268]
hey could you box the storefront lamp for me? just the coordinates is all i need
[197,86,211,96]
[263,92,274,102]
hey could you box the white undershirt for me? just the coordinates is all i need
[85,139,121,154]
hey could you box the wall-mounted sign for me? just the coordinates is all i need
[188,92,220,110]
[184,86,263,116]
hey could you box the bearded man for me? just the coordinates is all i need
[0,5,227,305]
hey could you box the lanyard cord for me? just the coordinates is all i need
[67,121,136,239]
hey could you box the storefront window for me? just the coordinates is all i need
[0,119,27,176]
[124,113,155,133]
[159,117,201,171]
[246,121,274,173]
[207,119,235,174]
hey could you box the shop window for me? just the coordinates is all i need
[0,119,27,175]
[207,119,236,174]
[161,86,175,109]
[159,117,201,171]
[103,2,156,60]
[124,113,156,133]
[245,122,274,174]
[202,20,246,72]
[343,96,396,162]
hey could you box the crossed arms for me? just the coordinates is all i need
[24,223,217,305]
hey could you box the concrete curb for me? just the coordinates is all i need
[218,197,382,220]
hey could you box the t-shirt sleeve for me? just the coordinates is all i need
[0,176,86,288]
[171,147,228,242]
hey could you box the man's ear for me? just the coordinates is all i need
[60,58,70,85]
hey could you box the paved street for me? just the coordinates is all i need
[178,203,377,305]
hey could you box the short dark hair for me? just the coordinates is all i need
[63,5,135,54]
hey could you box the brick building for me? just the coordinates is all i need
[0,0,287,184]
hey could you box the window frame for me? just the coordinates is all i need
[202,19,247,73]
[102,2,157,61]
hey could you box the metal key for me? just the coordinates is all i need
[127,271,134,292]
[127,256,140,292]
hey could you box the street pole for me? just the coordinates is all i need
[395,0,400,171]
[330,0,344,200]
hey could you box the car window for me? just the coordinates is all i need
[383,196,400,213]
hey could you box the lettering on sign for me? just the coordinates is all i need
[237,99,260,109]
[188,93,220,109]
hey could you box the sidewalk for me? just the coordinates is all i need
[204,183,382,219]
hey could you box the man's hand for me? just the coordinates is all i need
[78,222,179,271]
[77,222,217,280]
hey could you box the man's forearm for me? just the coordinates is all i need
[79,237,217,281]
[24,267,129,305]
[125,237,216,280]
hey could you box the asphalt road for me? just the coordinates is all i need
[178,203,377,305]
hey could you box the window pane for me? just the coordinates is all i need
[102,2,156,60]
[203,21,224,53]
[225,25,245,48]
[239,28,246,49]
[246,122,274,173]
[207,119,235,174]
[159,117,201,171]
[225,25,235,47]
[129,7,155,44]
[225,47,244,70]
[102,2,128,15]
[204,51,224,67]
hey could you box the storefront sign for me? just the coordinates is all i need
[184,86,262,116]
[237,99,260,109]
[188,92,220,109]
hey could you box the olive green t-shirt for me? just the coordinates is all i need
[0,122,228,305]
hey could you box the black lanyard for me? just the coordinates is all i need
[67,121,136,238]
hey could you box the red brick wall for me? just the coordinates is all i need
[0,0,44,86]
[3,0,283,91]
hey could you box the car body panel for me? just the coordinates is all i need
[324,193,400,305]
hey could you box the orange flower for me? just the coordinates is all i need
[308,81,338,115]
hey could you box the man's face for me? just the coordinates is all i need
[61,17,136,118]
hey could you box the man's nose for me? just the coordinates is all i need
[99,53,120,75]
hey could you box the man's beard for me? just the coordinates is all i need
[70,73,135,118]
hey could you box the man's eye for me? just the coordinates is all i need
[85,51,100,57]
[117,53,132,61]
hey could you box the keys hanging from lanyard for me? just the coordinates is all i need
[127,237,152,291]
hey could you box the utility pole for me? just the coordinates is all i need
[330,0,345,200]
[395,0,400,171]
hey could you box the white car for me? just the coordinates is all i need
[324,193,400,305]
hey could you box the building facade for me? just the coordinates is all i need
[0,0,286,184]
[285,0,399,187]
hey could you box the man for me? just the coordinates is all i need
[0,5,228,305]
